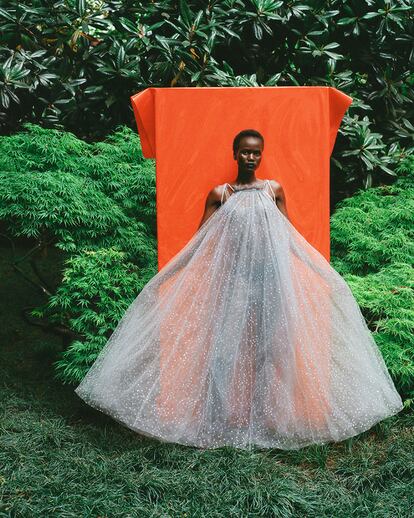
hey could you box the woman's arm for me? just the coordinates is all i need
[198,186,222,229]
[270,180,289,221]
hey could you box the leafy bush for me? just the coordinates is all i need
[0,123,158,382]
[331,155,414,403]
[1,0,413,197]
[50,248,156,384]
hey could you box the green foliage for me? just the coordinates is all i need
[330,163,414,276]
[0,123,157,383]
[336,115,397,189]
[0,123,156,245]
[1,380,413,515]
[0,0,413,195]
[51,248,156,384]
[331,156,414,402]
[0,123,156,257]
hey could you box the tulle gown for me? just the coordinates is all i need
[75,179,404,450]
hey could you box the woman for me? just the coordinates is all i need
[75,129,403,450]
[198,129,289,228]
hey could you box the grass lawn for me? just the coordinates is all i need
[1,244,413,517]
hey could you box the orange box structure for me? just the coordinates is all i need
[131,87,352,269]
[130,87,354,429]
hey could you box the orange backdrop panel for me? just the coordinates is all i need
[131,87,352,271]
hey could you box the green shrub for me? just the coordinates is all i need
[1,0,413,196]
[0,123,158,383]
[50,248,156,383]
[331,156,414,403]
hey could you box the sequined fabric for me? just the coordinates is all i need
[75,180,404,450]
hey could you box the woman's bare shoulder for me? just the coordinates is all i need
[268,178,283,189]
[268,179,284,195]
[204,183,227,204]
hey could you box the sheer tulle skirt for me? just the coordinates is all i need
[75,188,403,449]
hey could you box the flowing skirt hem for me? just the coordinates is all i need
[75,390,404,451]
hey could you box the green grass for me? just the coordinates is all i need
[1,244,413,517]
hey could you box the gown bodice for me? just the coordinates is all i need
[221,179,276,205]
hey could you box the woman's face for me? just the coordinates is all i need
[233,136,263,173]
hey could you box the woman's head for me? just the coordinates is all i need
[233,129,264,154]
[232,129,264,173]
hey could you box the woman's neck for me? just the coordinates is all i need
[234,172,258,185]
